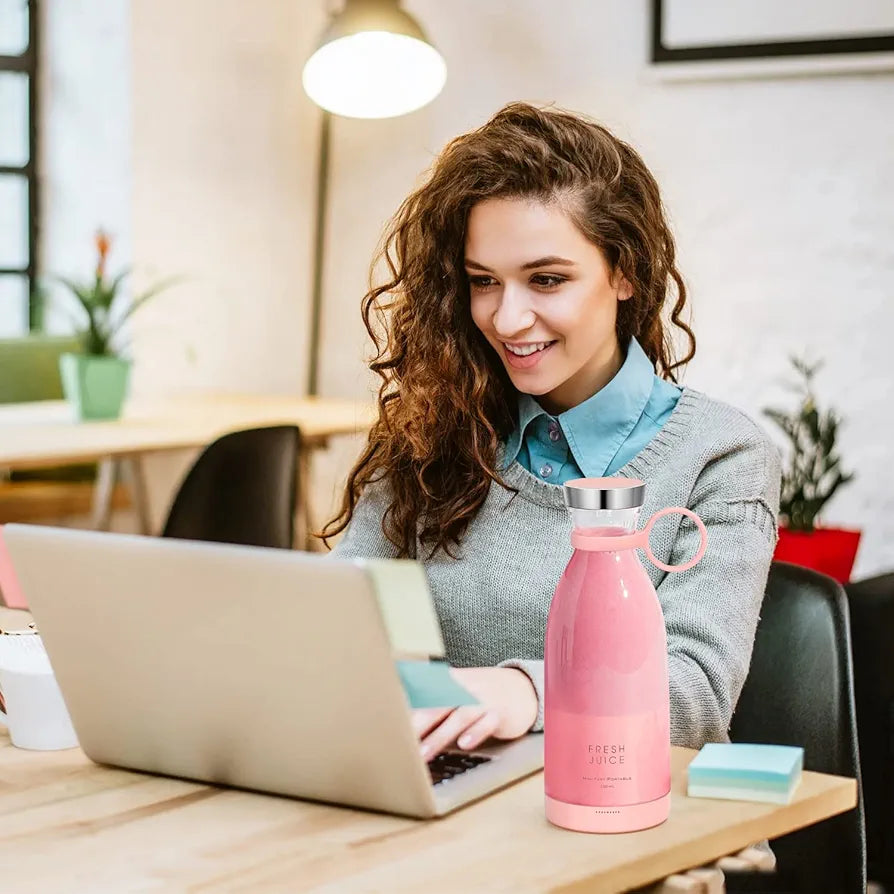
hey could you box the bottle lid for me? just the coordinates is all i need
[563,477,646,510]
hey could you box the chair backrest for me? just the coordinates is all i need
[846,572,894,887]
[162,426,300,550]
[729,561,865,894]
[0,335,80,404]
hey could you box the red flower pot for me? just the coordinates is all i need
[773,526,862,584]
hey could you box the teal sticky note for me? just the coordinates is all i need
[688,743,804,785]
[396,660,479,709]
[687,743,804,804]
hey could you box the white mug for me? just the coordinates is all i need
[0,668,79,750]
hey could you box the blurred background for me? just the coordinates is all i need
[0,0,892,577]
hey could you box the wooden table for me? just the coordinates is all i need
[0,394,376,549]
[0,732,856,893]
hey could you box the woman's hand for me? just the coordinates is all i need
[413,666,538,761]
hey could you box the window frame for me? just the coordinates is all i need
[0,0,39,332]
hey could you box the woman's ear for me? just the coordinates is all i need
[615,272,634,302]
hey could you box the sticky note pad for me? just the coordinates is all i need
[687,743,804,805]
[363,559,445,659]
[396,660,479,709]
[0,526,28,609]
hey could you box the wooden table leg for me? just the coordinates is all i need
[91,458,118,530]
[292,456,307,550]
[295,447,314,552]
[122,456,152,536]
[294,439,328,553]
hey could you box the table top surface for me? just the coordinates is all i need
[0,394,378,468]
[0,730,856,894]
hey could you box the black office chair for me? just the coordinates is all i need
[846,572,894,891]
[726,562,866,894]
[162,425,300,550]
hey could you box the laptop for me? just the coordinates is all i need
[2,524,543,818]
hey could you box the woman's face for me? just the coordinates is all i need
[466,197,632,414]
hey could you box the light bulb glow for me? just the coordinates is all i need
[303,31,446,119]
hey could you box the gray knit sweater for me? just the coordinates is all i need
[332,388,782,748]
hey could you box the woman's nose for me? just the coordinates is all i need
[492,285,536,338]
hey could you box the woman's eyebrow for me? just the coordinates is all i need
[464,256,577,272]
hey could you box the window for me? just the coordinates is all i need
[0,0,38,336]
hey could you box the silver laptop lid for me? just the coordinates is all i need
[2,524,438,817]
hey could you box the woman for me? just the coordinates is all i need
[323,102,781,761]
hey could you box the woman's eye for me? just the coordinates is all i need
[531,274,566,289]
[467,273,566,290]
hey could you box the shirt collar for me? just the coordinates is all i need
[504,391,545,467]
[504,338,656,476]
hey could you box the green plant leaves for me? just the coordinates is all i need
[48,269,178,359]
[762,357,854,532]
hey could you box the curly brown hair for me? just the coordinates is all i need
[320,102,695,559]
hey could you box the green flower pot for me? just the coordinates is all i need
[59,353,131,421]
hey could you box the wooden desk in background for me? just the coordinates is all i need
[0,727,855,893]
[0,394,376,549]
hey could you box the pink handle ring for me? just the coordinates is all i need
[642,507,707,573]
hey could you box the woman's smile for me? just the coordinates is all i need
[501,340,558,369]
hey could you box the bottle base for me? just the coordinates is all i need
[545,791,671,833]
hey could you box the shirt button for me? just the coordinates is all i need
[548,422,561,442]
[539,463,553,479]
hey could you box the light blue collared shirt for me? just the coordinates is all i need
[504,338,681,484]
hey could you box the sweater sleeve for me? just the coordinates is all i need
[503,427,781,745]
[660,433,781,746]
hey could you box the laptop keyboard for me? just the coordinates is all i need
[427,751,491,785]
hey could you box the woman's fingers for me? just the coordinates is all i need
[412,707,453,739]
[419,706,488,760]
[455,710,500,751]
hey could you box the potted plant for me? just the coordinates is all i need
[52,230,177,421]
[763,357,860,583]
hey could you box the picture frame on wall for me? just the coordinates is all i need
[649,0,894,81]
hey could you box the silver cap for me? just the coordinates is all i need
[563,477,646,510]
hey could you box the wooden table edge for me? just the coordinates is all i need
[552,777,858,893]
[0,431,356,472]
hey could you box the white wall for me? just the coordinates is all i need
[129,0,322,397]
[113,0,893,574]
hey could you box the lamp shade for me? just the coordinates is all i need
[303,0,446,119]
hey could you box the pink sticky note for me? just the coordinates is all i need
[0,526,28,609]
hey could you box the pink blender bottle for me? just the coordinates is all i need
[544,478,707,833]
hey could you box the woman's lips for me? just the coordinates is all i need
[502,341,556,370]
